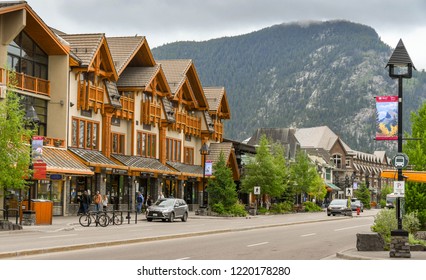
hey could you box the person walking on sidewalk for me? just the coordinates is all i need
[136,192,144,214]
[102,194,108,211]
[94,191,102,212]
[82,191,90,214]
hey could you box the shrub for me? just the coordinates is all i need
[211,203,226,215]
[303,201,322,212]
[228,202,247,217]
[270,201,293,214]
[371,209,421,247]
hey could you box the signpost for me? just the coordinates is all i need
[254,186,260,215]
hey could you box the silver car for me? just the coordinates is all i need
[327,199,352,216]
[146,198,189,222]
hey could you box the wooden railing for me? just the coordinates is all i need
[212,120,224,142]
[173,111,201,137]
[115,96,134,120]
[0,67,50,96]
[78,81,104,112]
[141,100,161,125]
[43,136,66,148]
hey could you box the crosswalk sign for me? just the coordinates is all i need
[254,186,261,195]
[346,188,353,197]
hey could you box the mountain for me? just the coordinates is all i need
[152,20,426,153]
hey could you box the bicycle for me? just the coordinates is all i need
[79,211,110,227]
[106,210,123,225]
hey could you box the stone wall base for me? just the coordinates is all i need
[0,220,22,231]
[390,230,411,258]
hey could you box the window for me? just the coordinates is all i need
[184,147,194,165]
[71,118,99,149]
[333,154,342,169]
[20,95,47,136]
[7,31,48,80]
[136,131,156,158]
[166,138,182,162]
[111,133,125,154]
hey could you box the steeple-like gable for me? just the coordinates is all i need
[204,87,231,120]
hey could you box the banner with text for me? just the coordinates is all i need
[375,96,398,140]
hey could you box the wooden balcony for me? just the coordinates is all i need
[212,120,224,142]
[78,81,104,112]
[0,67,50,97]
[114,96,134,120]
[173,111,201,137]
[43,137,66,148]
[141,100,161,125]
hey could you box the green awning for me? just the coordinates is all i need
[326,182,341,191]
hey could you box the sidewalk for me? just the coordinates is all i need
[4,211,426,260]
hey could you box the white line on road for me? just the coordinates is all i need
[39,234,78,239]
[334,224,370,231]
[247,242,269,247]
[301,233,316,237]
[176,257,191,260]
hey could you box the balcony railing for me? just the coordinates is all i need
[212,120,224,142]
[78,81,104,112]
[173,111,201,137]
[115,96,134,120]
[141,100,161,125]
[0,67,50,96]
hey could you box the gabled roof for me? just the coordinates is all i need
[117,65,160,88]
[158,59,208,109]
[207,142,240,180]
[247,128,300,159]
[204,87,231,119]
[107,36,156,75]
[60,33,118,81]
[0,1,69,55]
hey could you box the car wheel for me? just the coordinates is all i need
[181,212,188,222]
[332,214,336,216]
[168,212,175,222]
[327,213,331,216]
[147,218,152,222]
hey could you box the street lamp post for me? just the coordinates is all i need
[127,175,131,224]
[25,105,40,213]
[386,39,415,230]
[199,143,210,207]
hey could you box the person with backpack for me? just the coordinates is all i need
[136,192,144,214]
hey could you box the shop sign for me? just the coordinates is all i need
[50,174,63,180]
[33,162,47,180]
[112,168,127,175]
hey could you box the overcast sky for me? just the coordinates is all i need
[24,0,426,70]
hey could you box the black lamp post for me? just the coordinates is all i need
[25,105,40,212]
[199,143,210,207]
[127,175,131,224]
[386,39,415,231]
[351,172,356,188]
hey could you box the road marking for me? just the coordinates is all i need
[39,234,78,239]
[176,257,191,260]
[334,224,370,231]
[247,242,269,247]
[301,233,316,237]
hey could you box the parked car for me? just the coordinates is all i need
[351,199,364,212]
[146,198,189,222]
[327,199,352,216]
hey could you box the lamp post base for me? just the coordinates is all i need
[22,210,36,226]
[390,229,411,258]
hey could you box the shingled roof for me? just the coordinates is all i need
[60,33,104,67]
[158,59,192,94]
[112,154,178,175]
[117,65,160,88]
[43,147,93,175]
[69,148,126,169]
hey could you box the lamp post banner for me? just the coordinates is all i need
[205,160,213,176]
[375,96,398,140]
[32,136,44,162]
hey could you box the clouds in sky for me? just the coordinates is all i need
[24,0,426,69]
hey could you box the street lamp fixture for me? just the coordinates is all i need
[199,142,210,207]
[386,39,415,231]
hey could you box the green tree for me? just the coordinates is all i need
[206,151,237,208]
[403,101,426,226]
[354,183,371,210]
[0,87,33,192]
[241,135,286,198]
[289,151,322,204]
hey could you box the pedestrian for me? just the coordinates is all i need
[94,191,102,212]
[77,193,84,215]
[146,195,152,207]
[158,191,164,201]
[136,191,144,214]
[82,191,90,214]
[102,194,108,211]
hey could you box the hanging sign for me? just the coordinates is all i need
[205,160,213,176]
[375,96,398,140]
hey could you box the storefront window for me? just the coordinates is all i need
[37,180,63,215]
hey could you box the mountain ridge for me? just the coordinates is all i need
[153,20,426,153]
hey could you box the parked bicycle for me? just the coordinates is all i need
[106,210,123,225]
[79,211,110,227]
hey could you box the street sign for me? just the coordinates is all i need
[392,153,409,169]
[346,187,353,197]
[254,186,261,195]
[394,181,405,197]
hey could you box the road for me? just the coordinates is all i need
[5,211,376,260]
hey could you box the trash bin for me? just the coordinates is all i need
[31,199,53,225]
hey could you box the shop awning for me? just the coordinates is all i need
[111,154,179,176]
[69,148,127,170]
[381,170,426,183]
[167,161,203,177]
[43,147,94,175]
[326,182,341,191]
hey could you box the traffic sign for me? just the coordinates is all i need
[346,187,353,197]
[254,186,261,195]
[392,153,409,169]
